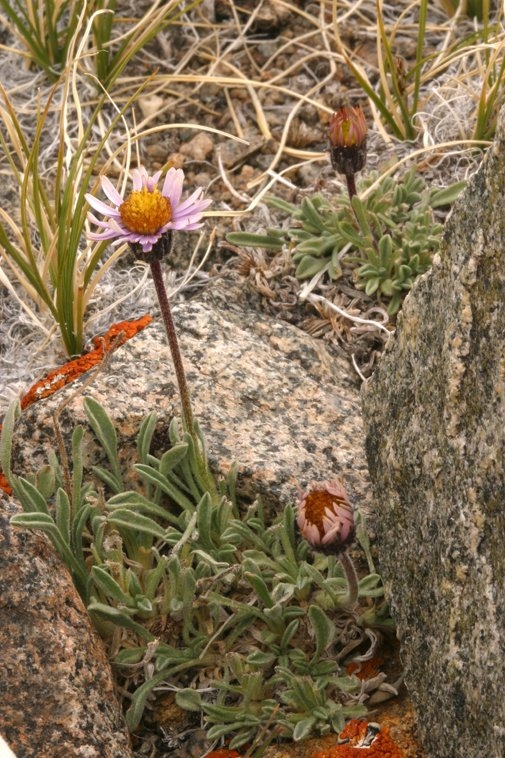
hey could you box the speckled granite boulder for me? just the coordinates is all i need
[0,496,133,758]
[361,114,505,757]
[10,275,372,516]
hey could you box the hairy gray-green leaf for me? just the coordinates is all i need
[136,412,157,465]
[308,605,336,661]
[84,397,123,487]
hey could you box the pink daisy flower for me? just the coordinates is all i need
[85,166,212,253]
[297,479,355,553]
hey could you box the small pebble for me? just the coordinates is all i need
[180,133,214,161]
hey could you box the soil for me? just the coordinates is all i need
[0,0,495,755]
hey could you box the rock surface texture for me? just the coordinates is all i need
[361,116,505,756]
[0,496,133,758]
[11,276,372,516]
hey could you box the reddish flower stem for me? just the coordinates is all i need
[345,172,357,200]
[339,550,359,606]
[149,257,195,435]
[346,171,368,235]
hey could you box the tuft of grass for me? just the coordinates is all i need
[0,0,205,86]
[332,0,505,142]
[0,56,144,356]
[0,35,242,358]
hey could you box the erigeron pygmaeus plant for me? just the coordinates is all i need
[85,165,211,438]
[297,479,359,604]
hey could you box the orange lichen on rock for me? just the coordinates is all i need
[90,314,152,353]
[205,751,242,758]
[314,719,404,758]
[20,315,152,411]
[0,315,152,496]
[0,472,12,496]
[346,655,384,680]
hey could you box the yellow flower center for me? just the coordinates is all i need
[304,491,338,537]
[119,188,172,235]
[341,118,354,146]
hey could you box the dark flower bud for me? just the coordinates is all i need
[329,105,368,177]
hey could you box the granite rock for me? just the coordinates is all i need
[11,275,373,517]
[361,114,505,756]
[0,495,133,758]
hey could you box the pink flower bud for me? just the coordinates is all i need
[297,479,355,554]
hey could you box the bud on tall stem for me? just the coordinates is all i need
[329,105,368,201]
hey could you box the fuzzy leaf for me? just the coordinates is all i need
[245,571,275,608]
[137,412,158,464]
[91,465,123,494]
[206,721,253,739]
[280,618,300,649]
[337,221,364,247]
[292,716,316,741]
[196,491,214,550]
[227,231,284,250]
[84,397,123,487]
[88,600,155,641]
[300,197,327,232]
[295,234,339,256]
[91,566,131,604]
[106,508,168,539]
[158,442,189,475]
[12,476,50,515]
[271,582,296,604]
[114,647,146,665]
[308,605,336,660]
[379,278,394,296]
[364,276,381,296]
[134,463,195,512]
[295,255,328,279]
[430,180,466,208]
[135,596,153,613]
[71,425,85,510]
[358,572,385,597]
[246,650,277,667]
[175,688,202,712]
[377,232,393,261]
[0,399,20,482]
[10,512,56,530]
[55,487,71,544]
[125,672,170,730]
[36,465,56,500]
[106,491,181,526]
